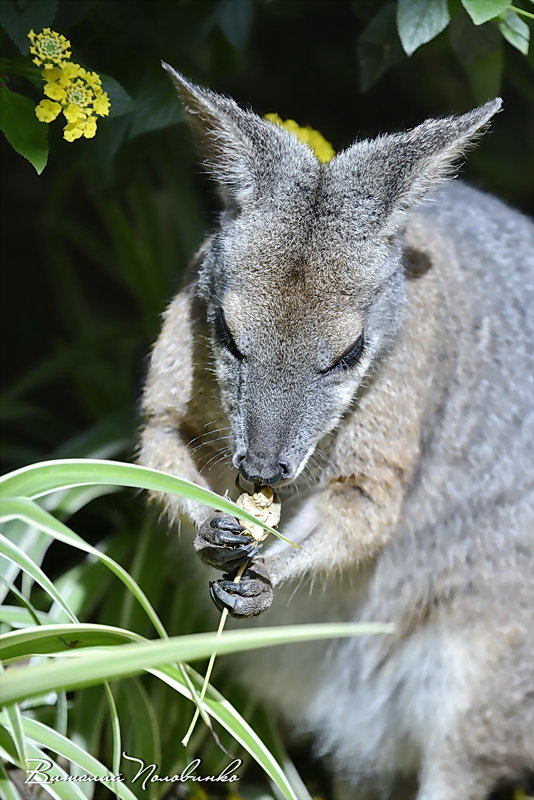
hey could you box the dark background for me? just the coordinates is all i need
[1,0,533,471]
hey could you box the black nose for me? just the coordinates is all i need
[236,452,291,486]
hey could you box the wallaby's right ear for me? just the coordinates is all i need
[330,98,502,236]
[162,63,317,209]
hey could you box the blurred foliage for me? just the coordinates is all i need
[0,1,533,796]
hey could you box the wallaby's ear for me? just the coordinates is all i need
[162,63,317,209]
[330,99,502,235]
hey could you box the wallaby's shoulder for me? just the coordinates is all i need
[420,181,534,270]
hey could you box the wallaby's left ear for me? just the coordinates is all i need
[330,99,502,235]
[162,63,318,209]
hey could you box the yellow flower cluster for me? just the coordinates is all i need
[28,28,110,141]
[264,112,335,163]
[28,27,71,67]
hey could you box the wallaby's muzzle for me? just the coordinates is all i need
[235,449,292,487]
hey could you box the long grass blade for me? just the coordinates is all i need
[0,759,22,800]
[0,499,167,638]
[0,459,290,543]
[103,684,121,785]
[0,534,77,624]
[1,663,27,771]
[0,621,392,706]
[1,722,111,800]
[0,497,216,737]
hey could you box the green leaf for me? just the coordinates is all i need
[397,0,451,55]
[358,3,404,90]
[1,664,27,770]
[68,686,107,799]
[1,730,88,800]
[0,622,393,705]
[0,87,48,174]
[0,622,391,800]
[499,8,530,53]
[461,0,510,25]
[216,0,254,49]
[2,716,130,800]
[1,670,26,777]
[0,522,45,605]
[450,9,504,100]
[0,57,42,86]
[0,493,215,740]
[115,679,161,785]
[0,758,22,800]
[0,724,20,765]
[0,533,78,623]
[0,623,309,800]
[0,0,58,54]
[0,604,50,628]
[0,580,44,626]
[450,6,503,61]
[103,684,121,782]
[159,661,302,800]
[4,704,26,770]
[128,73,184,140]
[100,75,134,119]
[464,43,504,101]
[0,498,167,638]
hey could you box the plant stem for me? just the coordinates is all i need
[181,561,247,747]
[510,5,534,19]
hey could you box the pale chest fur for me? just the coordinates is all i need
[225,565,479,783]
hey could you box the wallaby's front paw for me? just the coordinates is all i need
[209,559,273,617]
[194,513,262,571]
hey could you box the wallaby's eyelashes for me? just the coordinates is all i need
[140,68,533,799]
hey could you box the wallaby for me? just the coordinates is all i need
[139,65,534,799]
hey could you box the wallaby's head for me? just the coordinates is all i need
[164,63,501,486]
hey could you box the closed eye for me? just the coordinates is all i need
[320,333,365,375]
[213,309,244,361]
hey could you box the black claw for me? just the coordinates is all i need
[216,530,252,547]
[197,515,265,573]
[210,516,243,532]
[202,542,256,568]
[209,581,231,613]
[209,559,273,618]
[209,581,245,616]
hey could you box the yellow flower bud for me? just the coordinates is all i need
[63,123,84,142]
[27,28,71,68]
[82,117,98,138]
[35,99,61,123]
[61,62,81,81]
[93,93,110,117]
[43,82,66,102]
[63,103,86,123]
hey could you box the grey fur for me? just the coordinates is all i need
[139,67,534,798]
